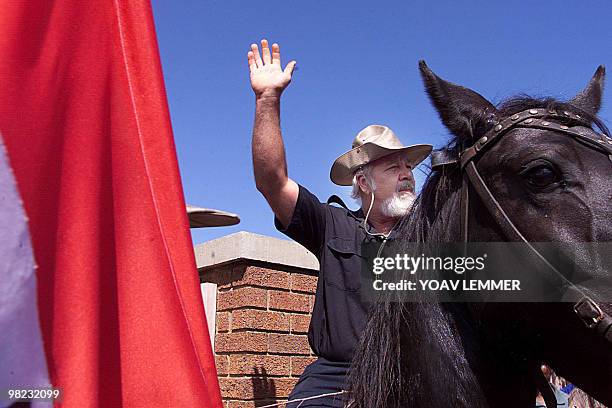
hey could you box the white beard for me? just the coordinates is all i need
[380,192,415,218]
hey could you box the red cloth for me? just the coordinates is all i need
[0,0,222,406]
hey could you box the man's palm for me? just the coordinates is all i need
[248,39,296,98]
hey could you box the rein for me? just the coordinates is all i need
[432,107,612,407]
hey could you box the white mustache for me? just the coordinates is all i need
[397,180,414,192]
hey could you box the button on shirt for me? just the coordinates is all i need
[275,184,393,363]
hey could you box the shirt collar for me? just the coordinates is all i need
[353,208,402,240]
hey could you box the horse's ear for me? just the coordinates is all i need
[569,65,605,116]
[419,60,497,141]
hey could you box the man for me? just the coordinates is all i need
[247,39,432,407]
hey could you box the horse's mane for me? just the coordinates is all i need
[346,96,610,408]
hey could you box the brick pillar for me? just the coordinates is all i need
[196,232,319,408]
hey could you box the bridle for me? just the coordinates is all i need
[432,107,612,407]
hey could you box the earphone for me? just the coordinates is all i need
[363,191,375,229]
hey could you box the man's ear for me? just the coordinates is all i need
[356,173,371,195]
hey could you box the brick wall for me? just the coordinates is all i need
[202,259,318,407]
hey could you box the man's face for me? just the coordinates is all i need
[361,152,416,218]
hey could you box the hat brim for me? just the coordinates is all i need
[330,143,433,186]
[186,205,241,228]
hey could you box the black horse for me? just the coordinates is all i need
[347,63,612,408]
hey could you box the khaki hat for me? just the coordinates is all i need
[186,205,240,228]
[330,125,433,186]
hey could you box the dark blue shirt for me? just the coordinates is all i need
[275,184,389,363]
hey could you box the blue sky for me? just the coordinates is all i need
[150,0,612,245]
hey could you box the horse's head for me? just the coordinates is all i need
[419,61,612,405]
[348,65,611,408]
[420,61,611,244]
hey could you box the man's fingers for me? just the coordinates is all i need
[250,39,293,78]
[250,43,263,67]
[247,51,257,73]
[261,39,272,64]
[284,60,297,77]
[272,43,281,66]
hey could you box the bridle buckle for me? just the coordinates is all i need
[574,297,604,329]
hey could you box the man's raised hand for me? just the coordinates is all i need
[248,39,296,99]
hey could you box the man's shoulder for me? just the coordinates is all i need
[293,184,363,231]
[324,197,363,232]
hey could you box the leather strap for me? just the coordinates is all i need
[460,108,612,169]
[574,297,612,342]
[327,194,350,210]
[465,162,575,292]
[466,158,612,343]
[465,162,526,243]
[455,107,612,344]
[431,149,459,170]
[460,172,470,244]
[443,107,612,402]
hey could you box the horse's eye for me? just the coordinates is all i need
[523,165,560,189]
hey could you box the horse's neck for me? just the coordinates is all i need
[411,189,538,407]
[403,303,489,407]
[447,304,538,408]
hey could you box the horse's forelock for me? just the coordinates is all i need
[497,96,610,136]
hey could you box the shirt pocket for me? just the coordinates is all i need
[323,237,363,292]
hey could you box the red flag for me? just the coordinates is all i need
[0,0,222,406]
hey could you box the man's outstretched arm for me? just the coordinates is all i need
[249,39,298,228]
